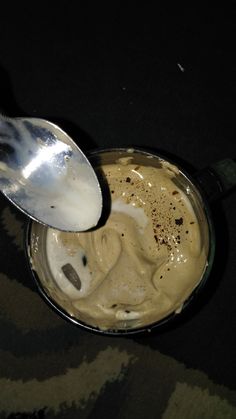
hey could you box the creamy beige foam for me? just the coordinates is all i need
[46,158,208,330]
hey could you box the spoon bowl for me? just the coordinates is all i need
[0,116,102,231]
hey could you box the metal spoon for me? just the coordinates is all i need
[0,115,102,231]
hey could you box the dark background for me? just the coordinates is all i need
[0,3,236,417]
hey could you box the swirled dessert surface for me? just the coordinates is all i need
[46,160,208,330]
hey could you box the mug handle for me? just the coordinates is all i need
[195,158,236,202]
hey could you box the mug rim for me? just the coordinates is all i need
[25,146,216,336]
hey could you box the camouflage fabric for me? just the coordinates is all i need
[0,193,236,419]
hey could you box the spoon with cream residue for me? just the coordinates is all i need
[0,115,102,231]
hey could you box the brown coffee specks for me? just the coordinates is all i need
[176,234,181,244]
[82,255,87,266]
[172,190,179,195]
[190,221,195,224]
[126,177,131,183]
[185,230,189,234]
[175,217,183,225]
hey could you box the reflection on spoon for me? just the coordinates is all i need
[0,116,102,231]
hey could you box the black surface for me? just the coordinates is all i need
[0,4,236,418]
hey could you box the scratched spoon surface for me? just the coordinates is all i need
[0,116,102,231]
